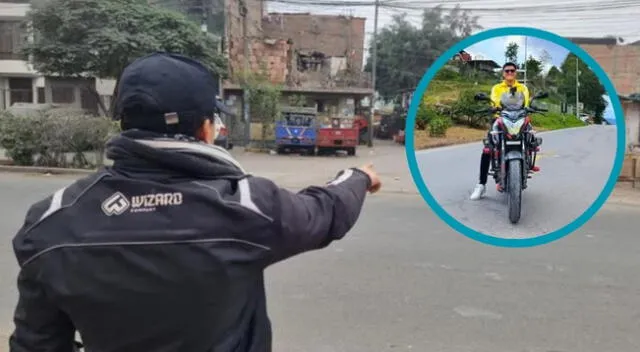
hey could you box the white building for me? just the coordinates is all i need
[621,94,640,153]
[0,0,115,113]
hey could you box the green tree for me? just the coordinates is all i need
[546,66,562,85]
[524,56,543,79]
[242,69,282,148]
[23,0,226,116]
[365,5,481,99]
[505,42,519,65]
[558,53,606,123]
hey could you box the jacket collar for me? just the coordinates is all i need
[105,130,247,181]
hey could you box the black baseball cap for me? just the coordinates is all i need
[114,52,234,136]
[503,62,517,70]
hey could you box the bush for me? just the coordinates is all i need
[429,116,452,137]
[416,100,440,130]
[0,108,118,168]
[434,67,462,81]
[451,89,487,128]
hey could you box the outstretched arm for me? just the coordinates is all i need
[248,168,372,263]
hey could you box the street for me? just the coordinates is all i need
[415,125,618,238]
[1,164,639,351]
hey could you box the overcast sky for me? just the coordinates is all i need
[267,0,640,60]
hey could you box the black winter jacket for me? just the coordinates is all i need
[9,130,371,352]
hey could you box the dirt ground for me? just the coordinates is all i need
[414,126,487,149]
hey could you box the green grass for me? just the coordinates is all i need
[423,79,494,105]
[531,112,586,130]
[423,78,585,132]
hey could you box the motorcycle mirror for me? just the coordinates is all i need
[474,93,489,101]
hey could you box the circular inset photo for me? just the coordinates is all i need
[405,27,626,247]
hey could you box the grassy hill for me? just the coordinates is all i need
[414,70,585,150]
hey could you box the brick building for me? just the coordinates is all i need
[570,37,640,152]
[570,37,640,96]
[221,0,373,142]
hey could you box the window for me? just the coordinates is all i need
[51,85,75,104]
[8,77,33,105]
[0,20,26,60]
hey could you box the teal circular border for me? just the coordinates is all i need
[405,26,627,248]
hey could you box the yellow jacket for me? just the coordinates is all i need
[490,81,530,114]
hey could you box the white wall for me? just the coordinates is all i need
[95,79,116,96]
[0,60,38,76]
[626,103,640,151]
[0,2,30,18]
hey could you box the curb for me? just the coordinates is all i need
[0,165,95,175]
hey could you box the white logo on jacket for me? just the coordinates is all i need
[101,192,183,215]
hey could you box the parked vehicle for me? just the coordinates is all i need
[316,117,359,156]
[213,96,235,150]
[353,114,369,144]
[474,91,548,224]
[376,111,405,140]
[275,106,318,155]
[213,114,233,150]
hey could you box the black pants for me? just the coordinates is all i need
[479,151,491,185]
[479,128,537,185]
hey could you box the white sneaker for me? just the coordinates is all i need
[469,184,486,200]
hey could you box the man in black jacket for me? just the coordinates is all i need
[9,52,381,352]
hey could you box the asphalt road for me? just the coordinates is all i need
[1,172,639,351]
[414,125,618,238]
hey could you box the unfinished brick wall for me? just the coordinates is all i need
[246,39,290,84]
[225,0,264,82]
[577,43,640,96]
[262,13,366,72]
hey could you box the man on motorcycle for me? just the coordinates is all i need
[469,62,540,200]
[9,53,382,352]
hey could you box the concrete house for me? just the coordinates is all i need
[621,93,640,152]
[0,0,115,113]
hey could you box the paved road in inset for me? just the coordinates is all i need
[414,125,618,238]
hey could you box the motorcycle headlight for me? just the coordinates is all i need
[502,119,525,136]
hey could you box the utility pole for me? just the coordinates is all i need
[240,1,251,147]
[368,0,379,148]
[523,36,528,86]
[575,56,580,117]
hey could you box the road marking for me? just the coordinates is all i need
[535,151,557,162]
[454,306,503,320]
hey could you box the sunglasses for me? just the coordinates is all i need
[504,69,516,73]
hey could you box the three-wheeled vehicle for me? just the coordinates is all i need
[275,106,318,155]
[316,116,359,156]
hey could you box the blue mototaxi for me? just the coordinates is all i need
[275,106,318,155]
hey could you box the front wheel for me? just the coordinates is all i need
[507,159,523,224]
